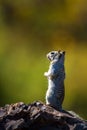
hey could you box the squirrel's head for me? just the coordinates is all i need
[47,50,65,63]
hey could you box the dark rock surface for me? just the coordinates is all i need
[0,101,87,130]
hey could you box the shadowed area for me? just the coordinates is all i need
[0,101,87,130]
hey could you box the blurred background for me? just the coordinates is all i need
[0,0,87,118]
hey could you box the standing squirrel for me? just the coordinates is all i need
[44,50,65,111]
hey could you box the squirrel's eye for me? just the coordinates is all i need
[51,52,54,55]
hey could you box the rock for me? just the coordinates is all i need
[0,101,87,130]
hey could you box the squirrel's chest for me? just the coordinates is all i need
[48,76,64,89]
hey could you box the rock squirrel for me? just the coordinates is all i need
[44,50,65,111]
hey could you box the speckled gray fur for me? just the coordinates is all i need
[44,50,65,111]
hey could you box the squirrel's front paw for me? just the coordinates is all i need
[44,72,48,76]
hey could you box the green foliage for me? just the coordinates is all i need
[0,0,87,119]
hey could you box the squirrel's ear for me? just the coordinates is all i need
[63,51,65,54]
[58,50,61,53]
